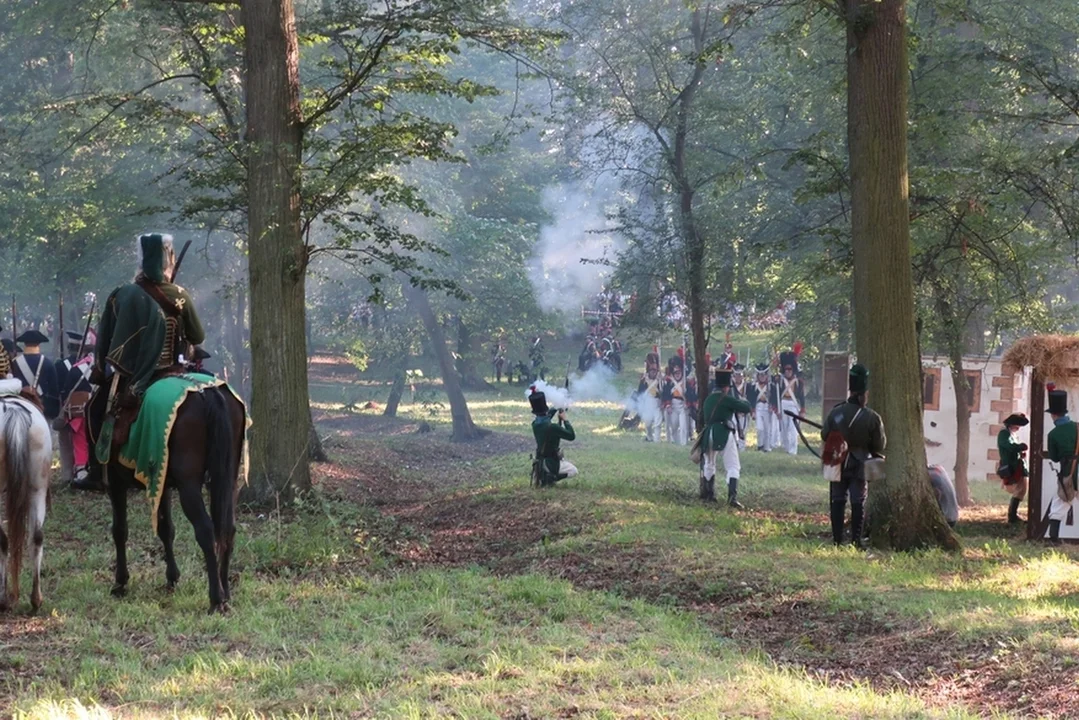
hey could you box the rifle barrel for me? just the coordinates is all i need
[784,409,822,430]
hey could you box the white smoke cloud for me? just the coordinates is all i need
[529,181,622,315]
[527,379,572,410]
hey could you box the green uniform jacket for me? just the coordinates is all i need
[821,400,886,460]
[700,391,752,452]
[1047,419,1079,486]
[996,429,1027,477]
[158,282,205,346]
[533,415,575,476]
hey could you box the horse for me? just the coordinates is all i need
[87,378,246,614]
[0,387,52,612]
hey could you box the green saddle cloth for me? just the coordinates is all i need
[117,374,236,530]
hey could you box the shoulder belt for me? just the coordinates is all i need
[14,354,43,391]
[136,278,182,318]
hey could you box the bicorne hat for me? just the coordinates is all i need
[1002,413,1028,428]
[16,329,49,346]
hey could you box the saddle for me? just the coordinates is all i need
[104,365,191,458]
[19,386,45,414]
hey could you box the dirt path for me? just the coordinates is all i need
[315,411,1079,720]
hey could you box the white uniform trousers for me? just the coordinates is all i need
[754,402,772,450]
[641,395,663,442]
[780,398,800,455]
[702,437,741,482]
[666,399,687,446]
[559,459,578,478]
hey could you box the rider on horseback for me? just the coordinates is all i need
[91,234,205,449]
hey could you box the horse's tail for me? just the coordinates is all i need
[1,401,34,598]
[204,388,236,540]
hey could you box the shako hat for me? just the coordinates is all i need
[16,329,49,346]
[715,368,732,389]
[1047,384,1068,416]
[528,385,549,416]
[849,363,869,394]
[1002,413,1028,428]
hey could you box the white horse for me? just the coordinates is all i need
[0,379,52,612]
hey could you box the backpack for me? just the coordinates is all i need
[822,407,862,483]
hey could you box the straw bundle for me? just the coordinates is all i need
[1002,335,1079,385]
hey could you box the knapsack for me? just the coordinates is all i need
[822,407,862,483]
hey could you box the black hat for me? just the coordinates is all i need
[715,368,732,388]
[1047,384,1068,416]
[780,351,797,371]
[849,364,869,394]
[732,363,745,373]
[193,346,211,361]
[755,362,769,374]
[65,330,84,346]
[668,354,684,371]
[1,339,14,356]
[529,387,549,416]
[1002,413,1028,428]
[16,329,49,346]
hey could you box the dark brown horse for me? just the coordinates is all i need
[88,378,246,613]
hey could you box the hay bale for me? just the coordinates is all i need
[1003,335,1079,386]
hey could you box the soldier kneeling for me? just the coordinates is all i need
[529,387,577,487]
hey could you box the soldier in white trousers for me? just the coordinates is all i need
[777,348,806,456]
[1046,385,1079,544]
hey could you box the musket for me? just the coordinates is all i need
[564,357,571,391]
[783,409,822,458]
[10,295,16,341]
[170,239,193,283]
[58,292,65,361]
[57,299,97,419]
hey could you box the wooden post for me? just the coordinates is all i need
[1027,373,1045,540]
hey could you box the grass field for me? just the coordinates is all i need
[3,360,1078,719]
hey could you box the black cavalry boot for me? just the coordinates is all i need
[698,475,710,500]
[1048,520,1063,545]
[727,477,745,510]
[1007,497,1022,525]
[701,476,717,503]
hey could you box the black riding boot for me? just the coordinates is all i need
[701,476,717,502]
[1007,497,1022,525]
[829,500,846,546]
[727,477,745,510]
[699,475,710,500]
[850,503,866,549]
[1048,519,1063,545]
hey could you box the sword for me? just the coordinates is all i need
[170,239,193,283]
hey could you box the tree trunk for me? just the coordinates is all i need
[949,351,974,507]
[846,0,958,550]
[239,0,311,504]
[677,9,710,423]
[384,370,405,417]
[405,283,485,442]
[455,317,490,391]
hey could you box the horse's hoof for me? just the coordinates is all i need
[111,584,128,598]
[30,597,42,614]
[208,601,230,615]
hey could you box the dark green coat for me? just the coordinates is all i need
[700,390,752,452]
[996,429,1027,477]
[533,415,575,476]
[821,400,886,460]
[1047,419,1078,486]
